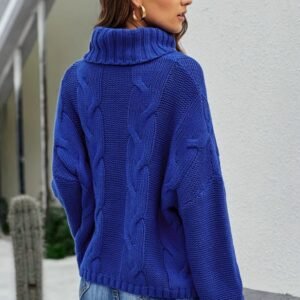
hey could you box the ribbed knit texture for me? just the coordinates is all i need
[51,25,244,300]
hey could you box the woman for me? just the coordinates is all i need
[51,0,245,299]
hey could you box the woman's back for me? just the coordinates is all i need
[51,25,244,300]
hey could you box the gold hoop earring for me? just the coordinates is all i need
[133,5,146,21]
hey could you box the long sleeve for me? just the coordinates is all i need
[169,58,245,299]
[51,64,91,240]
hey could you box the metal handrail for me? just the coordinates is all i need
[0,0,56,220]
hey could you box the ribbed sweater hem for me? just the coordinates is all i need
[79,267,245,300]
[79,267,199,299]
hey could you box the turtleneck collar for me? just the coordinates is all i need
[83,26,177,65]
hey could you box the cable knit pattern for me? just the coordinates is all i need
[75,62,106,271]
[121,66,160,283]
[51,25,245,300]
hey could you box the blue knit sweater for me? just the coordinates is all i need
[51,25,244,300]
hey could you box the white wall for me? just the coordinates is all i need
[182,0,300,296]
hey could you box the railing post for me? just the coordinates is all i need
[37,0,49,221]
[13,48,25,194]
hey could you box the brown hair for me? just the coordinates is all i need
[93,0,187,54]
